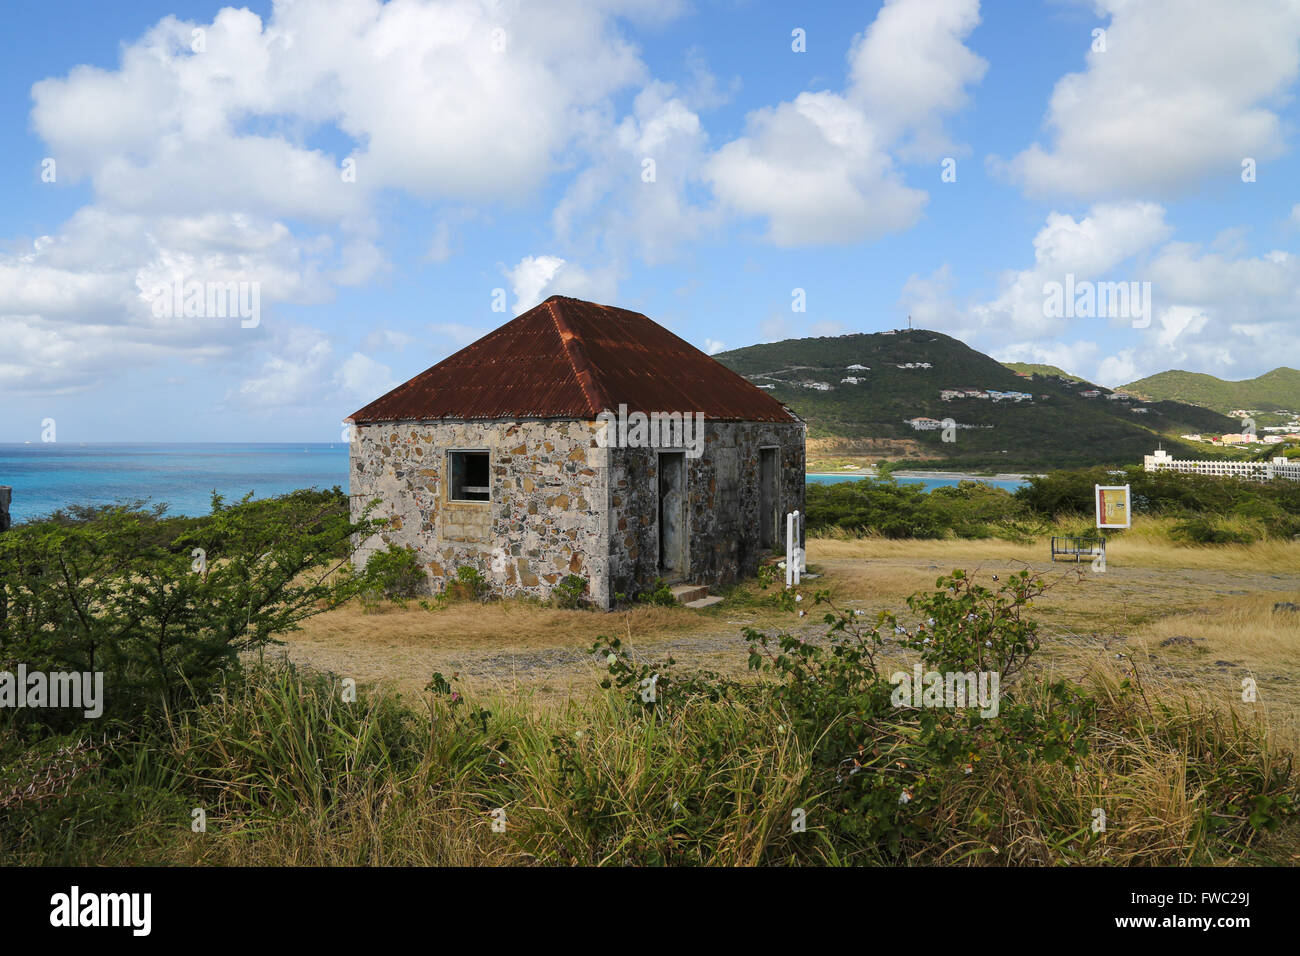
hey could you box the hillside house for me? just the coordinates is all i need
[346,296,806,609]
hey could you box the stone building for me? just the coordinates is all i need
[346,295,805,609]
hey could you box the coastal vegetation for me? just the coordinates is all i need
[1,472,1297,866]
[806,467,1300,543]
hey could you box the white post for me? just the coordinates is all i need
[790,512,800,572]
[786,510,801,587]
[785,512,793,587]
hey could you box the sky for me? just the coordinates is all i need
[1,0,1299,442]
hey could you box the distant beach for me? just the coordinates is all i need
[1,444,1034,525]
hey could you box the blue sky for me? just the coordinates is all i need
[2,0,1298,442]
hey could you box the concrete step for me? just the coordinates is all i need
[683,595,724,610]
[669,583,710,604]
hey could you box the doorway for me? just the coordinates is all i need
[657,452,687,579]
[759,447,778,550]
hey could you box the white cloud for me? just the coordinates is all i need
[997,0,1300,198]
[846,0,988,159]
[233,328,334,408]
[994,340,1101,376]
[703,338,725,355]
[708,92,928,246]
[1031,202,1171,275]
[232,332,398,409]
[6,0,676,397]
[507,255,566,314]
[706,0,985,245]
[554,81,718,263]
[336,351,396,400]
[899,264,979,341]
[1154,305,1210,349]
[0,208,343,392]
[929,205,1300,384]
[972,202,1171,338]
[30,1,658,212]
[1095,350,1139,387]
[505,255,619,314]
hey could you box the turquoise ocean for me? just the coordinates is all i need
[0,444,1025,524]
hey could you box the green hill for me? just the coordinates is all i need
[1001,362,1088,383]
[1122,368,1300,414]
[713,330,1238,470]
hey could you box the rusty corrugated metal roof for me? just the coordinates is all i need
[348,295,798,424]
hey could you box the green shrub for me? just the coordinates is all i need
[594,569,1100,860]
[0,490,378,733]
[446,565,489,602]
[1,569,1294,866]
[807,467,1300,543]
[637,578,677,607]
[552,574,588,609]
[1170,516,1256,545]
[360,543,426,609]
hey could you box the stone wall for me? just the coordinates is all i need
[349,417,805,609]
[606,420,806,599]
[349,420,612,606]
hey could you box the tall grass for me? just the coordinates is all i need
[3,658,1292,867]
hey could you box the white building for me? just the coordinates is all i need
[905,417,945,431]
[1143,448,1300,481]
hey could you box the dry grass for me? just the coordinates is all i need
[275,529,1300,748]
[30,527,1297,868]
[271,589,774,702]
[812,520,1300,573]
[1135,593,1300,667]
